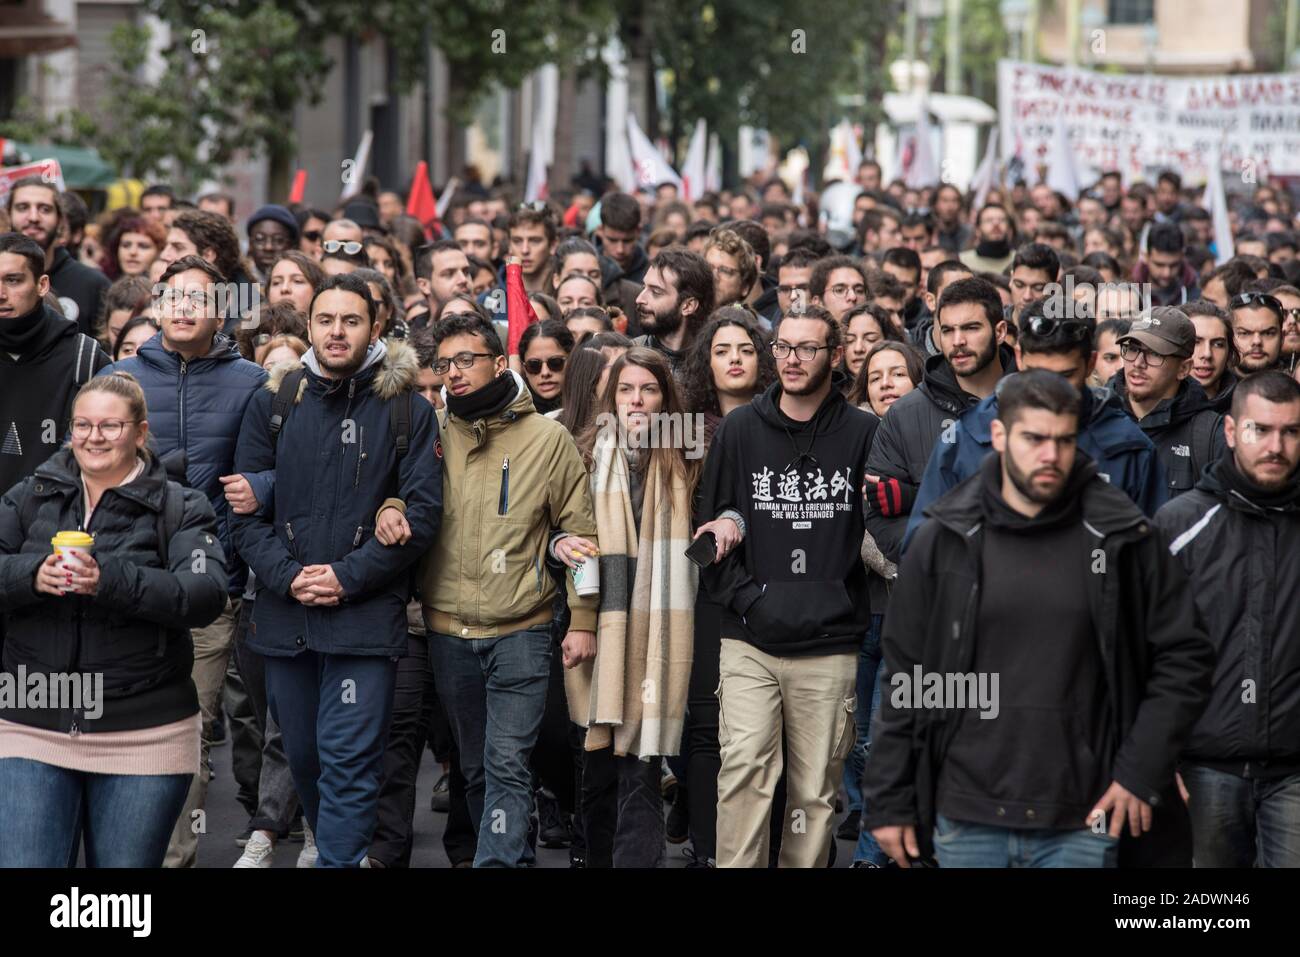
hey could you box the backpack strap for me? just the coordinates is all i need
[63,334,101,428]
[1192,412,1220,475]
[390,390,412,461]
[268,367,308,445]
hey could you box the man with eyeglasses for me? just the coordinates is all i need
[866,277,1016,563]
[1271,283,1300,372]
[1229,287,1285,376]
[704,228,758,309]
[809,256,868,324]
[1155,370,1300,868]
[104,254,269,866]
[321,239,371,278]
[776,248,819,318]
[1110,306,1226,498]
[246,205,299,284]
[697,304,877,867]
[419,312,598,867]
[903,300,1165,554]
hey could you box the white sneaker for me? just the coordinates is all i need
[233,831,274,868]
[296,821,319,868]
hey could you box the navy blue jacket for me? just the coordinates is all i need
[231,339,441,656]
[103,333,268,592]
[903,384,1167,554]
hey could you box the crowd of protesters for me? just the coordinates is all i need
[0,153,1297,869]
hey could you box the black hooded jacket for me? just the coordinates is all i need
[865,344,1017,562]
[697,377,877,656]
[1109,373,1226,498]
[863,453,1214,864]
[47,246,110,337]
[1154,453,1300,778]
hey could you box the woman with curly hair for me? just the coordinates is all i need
[679,306,777,450]
[100,213,167,280]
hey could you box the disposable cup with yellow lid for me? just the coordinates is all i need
[51,531,95,567]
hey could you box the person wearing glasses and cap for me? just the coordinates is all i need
[903,299,1166,554]
[1109,305,1226,499]
[246,205,300,285]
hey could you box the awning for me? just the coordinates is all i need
[0,2,76,57]
[3,140,118,189]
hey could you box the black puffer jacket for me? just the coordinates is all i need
[1109,373,1225,498]
[0,449,228,733]
[865,345,1016,561]
[1154,455,1300,778]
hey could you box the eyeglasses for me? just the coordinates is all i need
[1119,342,1168,367]
[829,283,867,298]
[72,419,136,440]
[432,351,495,374]
[322,240,364,255]
[1023,317,1092,342]
[1231,292,1283,315]
[771,342,831,361]
[302,230,322,243]
[251,233,291,250]
[524,355,566,375]
[777,283,810,295]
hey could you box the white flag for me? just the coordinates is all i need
[970,133,999,210]
[435,176,460,220]
[524,138,549,203]
[904,98,939,189]
[1207,140,1234,265]
[339,129,373,202]
[1044,106,1081,201]
[627,113,682,192]
[706,132,722,192]
[681,119,708,202]
[823,120,861,183]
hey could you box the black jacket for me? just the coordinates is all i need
[1154,456,1300,777]
[47,246,111,338]
[863,454,1214,863]
[698,378,876,656]
[0,449,228,733]
[751,275,781,326]
[1109,373,1226,498]
[0,302,110,494]
[1206,369,1239,415]
[865,345,1016,562]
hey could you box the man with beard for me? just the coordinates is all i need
[1156,370,1300,867]
[865,277,1015,562]
[866,369,1212,868]
[231,273,441,867]
[959,204,1016,275]
[1229,289,1284,376]
[1137,223,1200,308]
[932,184,972,255]
[697,305,877,867]
[632,248,714,374]
[5,177,109,336]
[1111,306,1226,497]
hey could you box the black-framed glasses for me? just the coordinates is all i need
[431,351,494,374]
[1231,292,1283,315]
[72,419,136,441]
[524,356,566,375]
[1120,342,1168,367]
[1023,316,1092,342]
[771,341,831,361]
[302,230,322,243]
[829,283,867,298]
[777,283,810,295]
[323,240,363,255]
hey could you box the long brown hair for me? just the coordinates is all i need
[577,346,703,495]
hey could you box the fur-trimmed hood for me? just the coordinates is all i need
[263,337,420,403]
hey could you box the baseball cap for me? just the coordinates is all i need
[1117,305,1195,358]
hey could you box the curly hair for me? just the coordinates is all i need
[172,210,243,283]
[679,306,778,415]
[703,228,759,297]
[99,213,167,281]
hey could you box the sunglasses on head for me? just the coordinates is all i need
[323,240,363,255]
[1231,292,1283,315]
[524,356,566,375]
[1023,316,1092,342]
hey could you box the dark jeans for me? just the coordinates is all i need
[428,626,552,868]
[684,595,723,860]
[0,757,191,867]
[224,609,262,821]
[847,616,888,865]
[582,747,666,867]
[532,644,578,813]
[1183,764,1300,867]
[265,650,398,867]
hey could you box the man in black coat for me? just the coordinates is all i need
[865,370,1213,868]
[1155,370,1300,867]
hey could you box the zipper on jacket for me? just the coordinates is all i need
[498,455,510,515]
[354,425,365,487]
[353,525,364,547]
[178,359,189,455]
[285,521,297,558]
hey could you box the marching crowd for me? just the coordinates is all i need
[0,158,1297,869]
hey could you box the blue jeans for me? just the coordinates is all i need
[429,626,552,868]
[844,615,888,865]
[1182,764,1300,867]
[264,651,398,868]
[933,814,1119,868]
[0,757,191,867]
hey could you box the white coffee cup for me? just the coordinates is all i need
[571,555,600,597]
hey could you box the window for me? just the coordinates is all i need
[1108,0,1155,25]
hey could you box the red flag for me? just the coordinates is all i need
[505,259,540,357]
[406,161,440,239]
[288,169,308,205]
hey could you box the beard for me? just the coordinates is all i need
[783,357,833,396]
[1239,353,1278,373]
[637,303,683,337]
[947,336,999,379]
[1004,452,1067,505]
[315,341,367,376]
[1241,452,1298,491]
[23,223,58,252]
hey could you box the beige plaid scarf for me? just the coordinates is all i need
[565,427,697,758]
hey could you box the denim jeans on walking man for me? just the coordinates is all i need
[932,813,1119,868]
[1182,764,1300,867]
[846,615,889,865]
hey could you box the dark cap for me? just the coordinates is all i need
[1117,305,1195,358]
[342,201,382,230]
[247,204,300,242]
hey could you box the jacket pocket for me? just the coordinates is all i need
[746,580,855,644]
[834,693,858,761]
[1165,458,1196,493]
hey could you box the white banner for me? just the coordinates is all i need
[998,59,1300,184]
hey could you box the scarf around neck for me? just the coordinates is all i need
[446,370,517,421]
